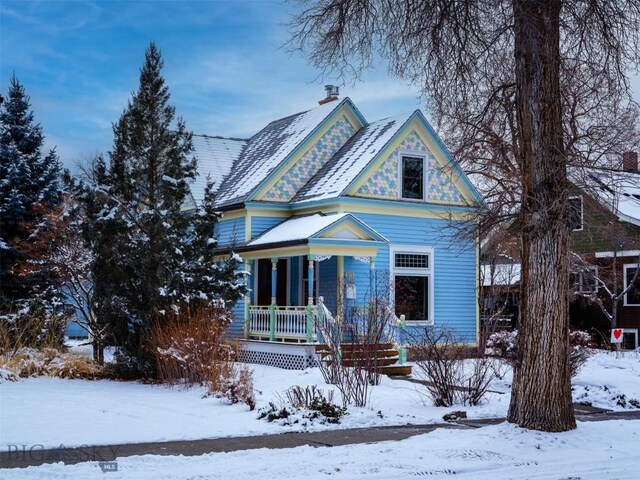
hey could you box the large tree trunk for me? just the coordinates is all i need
[508,0,576,431]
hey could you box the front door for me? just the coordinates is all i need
[257,258,288,306]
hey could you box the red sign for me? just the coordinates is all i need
[611,328,624,343]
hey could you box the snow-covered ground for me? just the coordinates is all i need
[1,350,639,452]
[2,350,640,478]
[6,419,640,479]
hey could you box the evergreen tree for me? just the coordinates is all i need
[86,44,245,374]
[0,74,62,305]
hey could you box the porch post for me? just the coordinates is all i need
[244,259,253,340]
[306,255,315,342]
[269,257,278,341]
[307,256,315,305]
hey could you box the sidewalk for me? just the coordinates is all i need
[2,410,640,469]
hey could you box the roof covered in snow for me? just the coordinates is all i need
[570,167,640,227]
[292,113,411,203]
[213,99,347,208]
[247,212,387,247]
[189,135,247,203]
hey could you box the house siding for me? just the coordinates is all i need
[216,217,245,247]
[251,216,286,239]
[351,213,477,343]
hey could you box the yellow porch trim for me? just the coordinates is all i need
[346,117,477,205]
[235,243,379,260]
[252,106,363,201]
[319,222,375,241]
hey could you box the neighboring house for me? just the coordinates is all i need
[568,157,640,346]
[479,153,640,346]
[192,88,483,369]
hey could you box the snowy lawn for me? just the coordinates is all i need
[1,350,639,451]
[6,419,640,479]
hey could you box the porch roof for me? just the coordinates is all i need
[218,213,387,259]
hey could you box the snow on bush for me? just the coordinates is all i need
[487,329,594,377]
[258,386,347,427]
[0,348,101,379]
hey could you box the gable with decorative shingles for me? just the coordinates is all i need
[261,115,356,202]
[354,129,468,205]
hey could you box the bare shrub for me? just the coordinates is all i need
[410,328,496,407]
[569,330,594,377]
[487,329,593,377]
[284,385,335,408]
[215,365,256,411]
[148,304,233,385]
[315,275,395,408]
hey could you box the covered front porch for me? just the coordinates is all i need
[233,213,387,344]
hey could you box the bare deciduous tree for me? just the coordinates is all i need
[288,0,640,431]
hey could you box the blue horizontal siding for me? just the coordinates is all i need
[251,216,286,239]
[352,213,477,343]
[216,217,245,247]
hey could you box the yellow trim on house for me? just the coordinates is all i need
[319,222,374,240]
[252,106,363,201]
[244,214,252,243]
[247,209,290,218]
[237,243,379,260]
[219,209,246,221]
[346,118,477,205]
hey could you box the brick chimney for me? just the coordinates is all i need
[318,85,339,105]
[622,151,638,172]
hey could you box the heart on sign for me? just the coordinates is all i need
[613,328,623,340]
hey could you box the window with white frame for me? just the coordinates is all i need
[391,246,434,324]
[399,154,426,200]
[570,266,599,294]
[624,264,640,306]
[568,196,584,231]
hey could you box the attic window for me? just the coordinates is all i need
[400,155,425,200]
[568,196,583,231]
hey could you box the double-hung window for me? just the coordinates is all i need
[570,266,599,294]
[391,245,434,324]
[400,154,426,200]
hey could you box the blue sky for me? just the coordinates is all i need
[2,1,639,170]
[1,0,422,169]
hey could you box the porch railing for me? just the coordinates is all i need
[248,305,316,342]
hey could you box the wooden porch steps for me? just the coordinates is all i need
[315,343,412,377]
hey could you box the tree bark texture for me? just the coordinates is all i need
[508,0,576,431]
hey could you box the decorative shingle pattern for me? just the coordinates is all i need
[292,114,407,203]
[263,116,355,201]
[214,100,344,207]
[355,130,466,204]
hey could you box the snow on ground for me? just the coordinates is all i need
[7,419,640,479]
[0,351,638,452]
[64,339,115,364]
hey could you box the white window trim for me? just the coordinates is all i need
[623,263,640,307]
[572,266,599,294]
[569,195,584,232]
[397,151,428,202]
[390,244,435,325]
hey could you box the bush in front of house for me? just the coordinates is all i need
[487,329,594,377]
[0,347,101,380]
[410,327,496,407]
